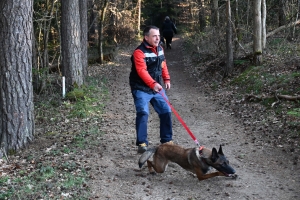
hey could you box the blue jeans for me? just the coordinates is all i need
[132,89,173,146]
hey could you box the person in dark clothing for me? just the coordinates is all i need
[162,16,177,49]
[129,26,173,154]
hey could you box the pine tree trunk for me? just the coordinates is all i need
[79,0,88,78]
[0,0,35,156]
[61,0,84,91]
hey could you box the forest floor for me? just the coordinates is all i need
[87,36,300,199]
[1,35,299,200]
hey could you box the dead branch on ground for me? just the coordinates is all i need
[244,94,300,102]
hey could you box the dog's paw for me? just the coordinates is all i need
[149,171,156,175]
[229,174,238,179]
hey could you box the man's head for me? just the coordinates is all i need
[143,26,160,47]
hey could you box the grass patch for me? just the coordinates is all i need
[0,163,89,199]
[231,66,265,94]
[287,108,300,117]
[65,78,108,119]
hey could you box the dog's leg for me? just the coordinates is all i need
[146,160,156,174]
[195,169,224,181]
[147,156,169,174]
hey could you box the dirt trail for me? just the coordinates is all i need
[89,36,300,199]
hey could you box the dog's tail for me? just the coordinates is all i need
[138,147,157,168]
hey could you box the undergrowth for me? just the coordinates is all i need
[0,74,108,199]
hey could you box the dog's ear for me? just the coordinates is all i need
[211,147,219,162]
[218,145,224,155]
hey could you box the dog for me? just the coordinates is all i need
[138,143,237,181]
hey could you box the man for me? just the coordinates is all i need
[129,25,173,154]
[162,16,177,49]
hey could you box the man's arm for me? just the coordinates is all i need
[133,49,157,89]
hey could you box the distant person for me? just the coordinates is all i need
[162,16,177,49]
[129,25,173,154]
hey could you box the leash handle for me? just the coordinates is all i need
[159,90,200,146]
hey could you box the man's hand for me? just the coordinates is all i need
[165,82,171,90]
[153,83,163,93]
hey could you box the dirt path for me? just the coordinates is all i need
[89,36,300,199]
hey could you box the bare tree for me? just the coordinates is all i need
[278,0,286,26]
[198,0,206,31]
[33,0,57,94]
[211,0,219,26]
[0,0,35,156]
[61,0,84,91]
[292,0,299,38]
[233,0,240,50]
[262,0,266,49]
[225,0,233,77]
[253,0,262,65]
[137,0,141,37]
[98,0,109,64]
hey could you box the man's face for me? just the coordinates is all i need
[145,29,160,47]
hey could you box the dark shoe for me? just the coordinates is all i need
[169,44,171,49]
[137,143,147,154]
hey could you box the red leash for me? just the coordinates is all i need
[159,90,200,147]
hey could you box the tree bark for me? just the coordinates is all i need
[79,0,88,78]
[198,0,206,31]
[278,0,286,26]
[61,0,84,91]
[262,0,267,49]
[137,0,141,37]
[253,0,263,66]
[0,0,35,156]
[234,0,240,50]
[211,0,219,26]
[98,0,109,64]
[225,0,233,77]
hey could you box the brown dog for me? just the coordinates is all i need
[138,143,237,181]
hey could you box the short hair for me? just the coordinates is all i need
[143,25,159,36]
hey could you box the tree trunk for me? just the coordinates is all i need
[107,0,117,44]
[293,0,300,38]
[0,0,35,156]
[98,0,108,64]
[225,0,233,77]
[211,0,219,26]
[262,0,267,49]
[278,0,286,26]
[253,0,262,66]
[61,0,84,91]
[88,1,96,43]
[198,0,206,31]
[137,0,141,37]
[234,0,240,50]
[79,0,88,78]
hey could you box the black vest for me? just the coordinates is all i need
[129,41,165,94]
